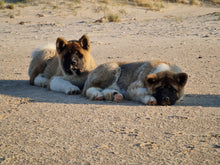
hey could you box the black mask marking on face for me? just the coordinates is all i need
[62,52,81,75]
[153,85,178,105]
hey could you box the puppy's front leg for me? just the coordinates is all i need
[49,76,80,95]
[127,82,157,105]
[141,95,157,105]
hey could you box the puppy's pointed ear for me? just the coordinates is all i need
[175,73,188,87]
[145,74,158,86]
[79,35,90,51]
[56,37,68,54]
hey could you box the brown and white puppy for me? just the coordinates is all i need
[28,35,97,94]
[83,61,188,105]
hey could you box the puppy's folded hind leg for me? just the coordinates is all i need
[30,63,46,85]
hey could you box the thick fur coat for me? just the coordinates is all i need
[83,61,188,105]
[28,35,96,94]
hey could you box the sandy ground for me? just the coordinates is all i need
[0,1,220,164]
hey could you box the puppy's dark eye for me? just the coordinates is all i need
[147,78,157,84]
[71,61,76,65]
[77,52,83,59]
[167,85,172,89]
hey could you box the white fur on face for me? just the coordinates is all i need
[153,63,170,74]
[49,76,80,94]
[34,74,49,87]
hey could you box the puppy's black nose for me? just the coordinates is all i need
[161,97,171,105]
[72,61,76,65]
[164,97,170,102]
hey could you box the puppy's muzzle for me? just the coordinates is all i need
[153,86,178,106]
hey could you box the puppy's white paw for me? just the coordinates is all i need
[143,95,157,105]
[34,74,49,87]
[86,87,104,100]
[103,89,123,102]
[113,93,123,102]
[65,86,80,95]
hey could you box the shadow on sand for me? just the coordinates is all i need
[0,80,219,107]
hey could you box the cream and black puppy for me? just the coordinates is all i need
[83,61,188,105]
[28,35,96,94]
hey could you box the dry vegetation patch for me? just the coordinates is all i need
[97,0,219,10]
[0,0,219,11]
[107,13,121,22]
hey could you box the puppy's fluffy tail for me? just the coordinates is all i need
[30,44,56,59]
[28,44,56,85]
